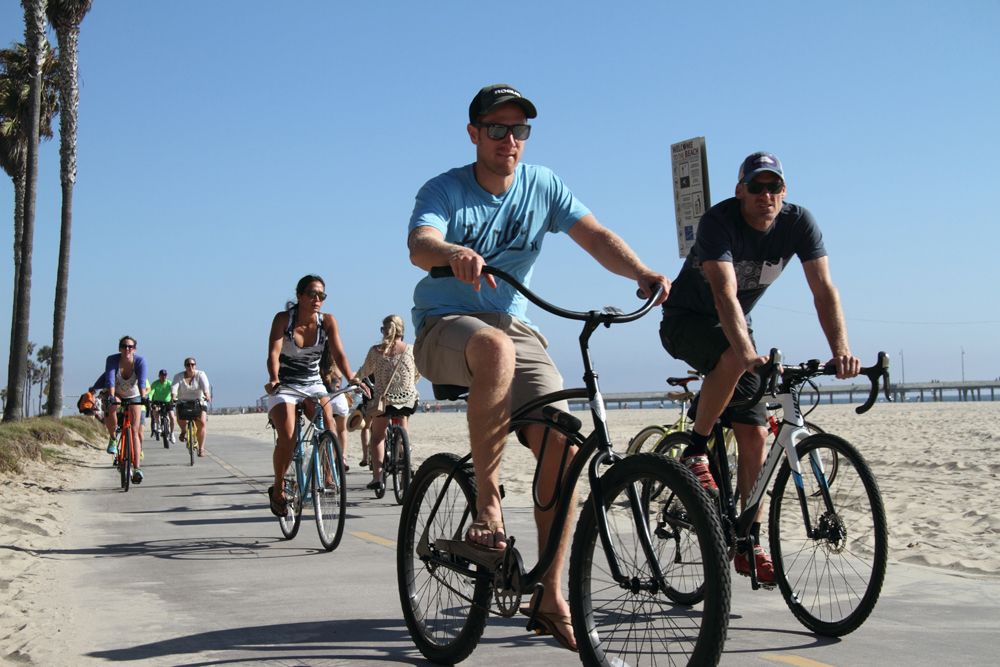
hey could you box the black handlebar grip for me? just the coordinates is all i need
[430,266,455,278]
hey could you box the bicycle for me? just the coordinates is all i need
[396,265,729,666]
[373,411,412,504]
[626,371,701,455]
[655,349,890,636]
[269,384,360,552]
[629,375,826,484]
[176,399,207,466]
[151,400,174,449]
[109,396,143,491]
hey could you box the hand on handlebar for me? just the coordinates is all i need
[264,381,280,395]
[828,353,861,380]
[349,379,372,399]
[448,247,497,292]
[636,272,671,306]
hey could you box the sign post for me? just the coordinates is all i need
[670,137,711,258]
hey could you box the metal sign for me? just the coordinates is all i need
[670,137,711,258]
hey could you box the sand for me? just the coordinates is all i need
[2,400,999,662]
[201,400,1000,576]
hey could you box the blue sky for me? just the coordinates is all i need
[2,1,998,409]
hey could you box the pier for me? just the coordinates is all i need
[418,380,1000,413]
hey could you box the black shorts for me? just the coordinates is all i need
[384,400,418,418]
[659,312,767,427]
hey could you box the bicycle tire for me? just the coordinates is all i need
[391,426,412,505]
[278,462,303,539]
[160,414,170,448]
[769,433,887,636]
[626,424,669,455]
[187,421,196,466]
[120,427,132,492]
[397,453,490,664]
[649,430,718,605]
[313,431,347,551]
[569,452,729,666]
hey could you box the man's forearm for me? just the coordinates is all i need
[409,229,458,271]
[814,287,851,356]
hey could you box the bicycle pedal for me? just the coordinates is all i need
[434,538,507,569]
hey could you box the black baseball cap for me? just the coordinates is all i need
[468,84,537,124]
[158,369,168,376]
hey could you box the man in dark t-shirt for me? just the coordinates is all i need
[659,151,860,583]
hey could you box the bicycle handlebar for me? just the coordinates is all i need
[732,349,892,415]
[429,265,663,325]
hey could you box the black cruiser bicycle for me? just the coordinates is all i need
[396,265,729,666]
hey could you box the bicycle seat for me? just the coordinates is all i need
[667,376,699,388]
[433,384,468,401]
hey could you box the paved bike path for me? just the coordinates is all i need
[48,432,1000,666]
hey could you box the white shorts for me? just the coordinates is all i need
[267,384,349,417]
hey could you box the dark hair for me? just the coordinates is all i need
[118,335,136,348]
[296,274,325,295]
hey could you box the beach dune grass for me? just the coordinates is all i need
[0,415,106,474]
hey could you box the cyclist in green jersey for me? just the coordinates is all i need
[149,369,176,443]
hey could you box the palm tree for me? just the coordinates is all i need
[0,41,57,346]
[46,0,91,417]
[2,0,56,422]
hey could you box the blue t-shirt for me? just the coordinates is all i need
[663,198,826,321]
[409,163,590,331]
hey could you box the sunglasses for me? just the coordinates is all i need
[476,122,531,141]
[185,362,196,367]
[120,344,136,350]
[305,290,327,301]
[746,180,783,195]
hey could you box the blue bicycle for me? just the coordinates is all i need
[270,385,360,551]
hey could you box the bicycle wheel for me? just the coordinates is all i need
[397,453,490,664]
[769,433,887,636]
[390,426,412,505]
[313,431,347,551]
[278,462,303,539]
[120,428,132,492]
[161,415,170,448]
[626,424,669,455]
[187,422,196,466]
[569,453,729,666]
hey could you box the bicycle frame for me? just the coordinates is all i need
[710,350,890,586]
[726,391,816,540]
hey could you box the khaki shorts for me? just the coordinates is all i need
[414,312,568,416]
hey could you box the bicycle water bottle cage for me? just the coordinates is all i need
[432,384,468,401]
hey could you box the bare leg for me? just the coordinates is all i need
[523,422,577,650]
[270,403,297,500]
[196,413,208,453]
[732,422,767,520]
[369,415,388,484]
[360,426,371,466]
[333,414,349,469]
[692,346,749,437]
[464,328,515,548]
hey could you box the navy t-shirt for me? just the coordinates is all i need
[663,197,826,321]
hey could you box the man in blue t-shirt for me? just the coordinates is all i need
[408,83,669,652]
[659,151,860,583]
